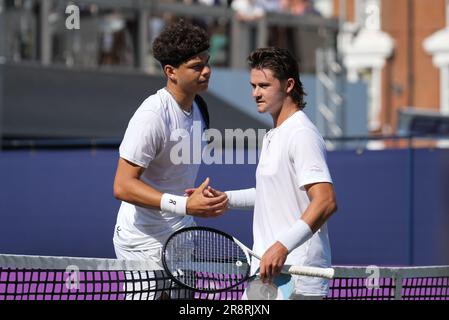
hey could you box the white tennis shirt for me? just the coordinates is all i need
[252,110,333,296]
[113,88,205,251]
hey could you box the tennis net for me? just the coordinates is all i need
[1,254,448,300]
[327,265,449,300]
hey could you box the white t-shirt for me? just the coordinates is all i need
[252,110,333,296]
[113,88,206,252]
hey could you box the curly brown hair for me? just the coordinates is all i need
[152,20,210,68]
[248,47,307,109]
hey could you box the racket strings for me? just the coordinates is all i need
[164,229,250,292]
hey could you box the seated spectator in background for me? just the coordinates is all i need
[181,0,209,30]
[231,0,265,21]
[196,0,227,5]
[257,0,282,12]
[99,10,134,66]
[282,0,321,15]
[183,0,228,7]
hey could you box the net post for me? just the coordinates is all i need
[394,274,404,300]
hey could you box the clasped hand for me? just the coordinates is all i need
[184,177,228,217]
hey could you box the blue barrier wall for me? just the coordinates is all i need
[0,148,448,265]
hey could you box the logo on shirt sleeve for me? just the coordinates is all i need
[309,165,323,173]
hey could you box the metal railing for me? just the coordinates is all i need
[2,133,448,151]
[316,48,344,147]
[0,0,339,71]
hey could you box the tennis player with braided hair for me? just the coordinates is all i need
[204,47,337,299]
[112,20,228,298]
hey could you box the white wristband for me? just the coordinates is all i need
[277,219,313,253]
[225,188,256,210]
[160,193,187,216]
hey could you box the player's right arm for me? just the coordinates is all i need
[113,158,162,209]
[113,158,228,217]
[185,186,256,211]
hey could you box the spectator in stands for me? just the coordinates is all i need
[229,0,281,13]
[269,0,321,66]
[282,0,321,15]
[98,10,134,66]
[231,0,265,21]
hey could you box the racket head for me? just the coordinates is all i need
[162,226,251,293]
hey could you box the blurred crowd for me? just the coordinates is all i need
[3,0,324,71]
[179,0,321,20]
[229,0,320,19]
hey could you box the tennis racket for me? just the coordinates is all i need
[162,226,334,294]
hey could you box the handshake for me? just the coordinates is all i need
[160,178,254,217]
[184,177,229,218]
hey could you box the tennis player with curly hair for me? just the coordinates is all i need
[112,21,228,297]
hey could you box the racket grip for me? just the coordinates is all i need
[285,265,335,279]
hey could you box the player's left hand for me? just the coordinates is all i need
[184,186,223,198]
[259,241,288,283]
[184,186,229,214]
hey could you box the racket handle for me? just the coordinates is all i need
[284,265,335,279]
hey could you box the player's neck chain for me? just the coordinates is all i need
[181,107,193,118]
[177,105,193,118]
[165,87,193,118]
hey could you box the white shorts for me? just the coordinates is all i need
[241,278,325,300]
[241,270,327,301]
[114,244,194,300]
